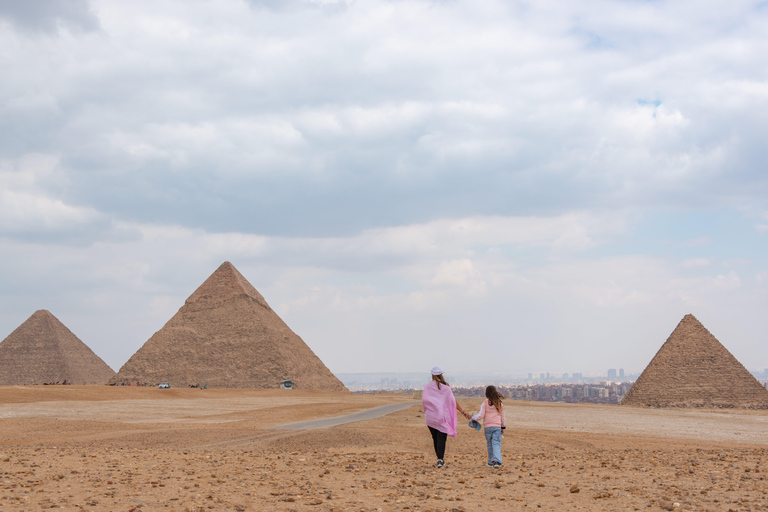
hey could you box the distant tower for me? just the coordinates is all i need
[607,369,617,379]
[619,369,625,379]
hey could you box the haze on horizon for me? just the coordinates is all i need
[1,0,767,377]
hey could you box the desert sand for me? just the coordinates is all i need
[1,386,767,511]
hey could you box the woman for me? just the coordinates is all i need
[421,366,471,468]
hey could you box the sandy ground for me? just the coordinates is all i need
[1,386,767,512]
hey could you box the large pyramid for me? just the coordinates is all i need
[110,262,347,390]
[0,310,115,385]
[621,314,768,409]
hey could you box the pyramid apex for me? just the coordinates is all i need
[29,309,59,324]
[186,261,270,309]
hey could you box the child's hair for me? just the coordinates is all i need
[432,373,448,389]
[485,385,504,410]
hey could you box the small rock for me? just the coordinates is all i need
[570,485,580,493]
[659,501,674,511]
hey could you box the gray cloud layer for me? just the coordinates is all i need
[0,0,99,33]
[2,0,766,240]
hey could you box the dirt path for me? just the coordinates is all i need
[269,403,416,430]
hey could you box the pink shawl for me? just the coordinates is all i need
[422,380,458,437]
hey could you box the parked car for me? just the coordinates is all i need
[158,382,170,389]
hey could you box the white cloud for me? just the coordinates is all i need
[682,258,710,268]
[431,258,485,293]
[0,155,102,234]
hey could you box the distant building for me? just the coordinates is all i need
[607,369,617,379]
[619,369,625,379]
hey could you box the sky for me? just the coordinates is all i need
[1,0,767,378]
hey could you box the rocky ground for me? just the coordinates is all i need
[1,386,767,511]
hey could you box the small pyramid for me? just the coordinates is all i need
[622,314,768,409]
[110,262,347,390]
[0,310,115,385]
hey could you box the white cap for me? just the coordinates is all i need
[431,366,443,376]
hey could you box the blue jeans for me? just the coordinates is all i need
[484,427,502,464]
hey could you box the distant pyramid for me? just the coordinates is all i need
[110,262,347,390]
[0,310,115,385]
[622,314,768,409]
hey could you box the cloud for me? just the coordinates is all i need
[0,0,99,33]
[0,0,766,237]
[432,258,483,287]
[682,258,710,268]
[0,155,108,241]
[5,207,765,374]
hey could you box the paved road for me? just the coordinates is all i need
[269,402,416,430]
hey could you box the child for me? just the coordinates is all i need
[471,385,506,467]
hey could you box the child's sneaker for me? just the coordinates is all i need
[492,460,502,468]
[437,459,444,468]
[487,462,494,467]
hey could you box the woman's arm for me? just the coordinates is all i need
[456,401,470,419]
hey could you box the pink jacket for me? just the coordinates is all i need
[472,399,505,428]
[422,380,458,437]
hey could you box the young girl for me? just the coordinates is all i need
[471,385,506,467]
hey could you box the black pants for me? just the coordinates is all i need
[428,426,447,460]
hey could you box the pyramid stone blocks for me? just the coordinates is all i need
[0,310,115,385]
[621,314,768,409]
[110,261,347,390]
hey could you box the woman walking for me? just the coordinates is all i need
[421,366,471,468]
[471,385,506,467]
